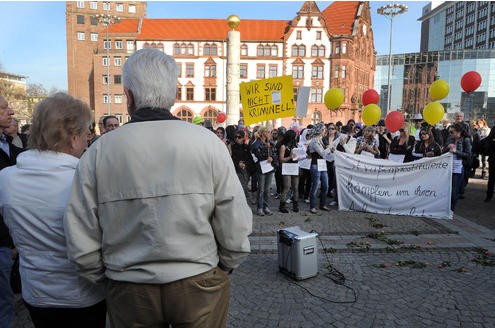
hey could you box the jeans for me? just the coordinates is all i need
[309,164,328,209]
[257,172,274,210]
[451,171,464,211]
[0,247,14,328]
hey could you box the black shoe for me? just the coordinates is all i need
[484,197,492,202]
[459,194,465,199]
[292,202,299,213]
[319,206,330,211]
[279,207,289,213]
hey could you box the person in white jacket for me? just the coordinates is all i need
[63,48,252,328]
[0,93,106,327]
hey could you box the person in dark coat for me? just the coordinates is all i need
[484,126,495,202]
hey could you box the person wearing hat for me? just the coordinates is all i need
[411,113,424,141]
[376,119,392,159]
[307,122,332,213]
[192,115,204,125]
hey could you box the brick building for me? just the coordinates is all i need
[66,1,376,129]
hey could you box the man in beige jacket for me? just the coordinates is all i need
[64,48,252,328]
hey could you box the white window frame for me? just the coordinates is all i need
[114,57,122,66]
[102,56,109,66]
[115,40,123,49]
[76,1,84,8]
[103,2,110,10]
[128,4,136,13]
[116,3,124,12]
[90,33,98,42]
[103,95,111,104]
[104,41,111,49]
[77,32,85,41]
[90,1,97,9]
[114,95,123,104]
[126,41,135,53]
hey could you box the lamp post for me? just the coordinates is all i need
[377,3,408,113]
[94,13,120,116]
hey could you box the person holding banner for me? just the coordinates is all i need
[307,122,332,214]
[355,126,380,158]
[251,126,276,216]
[412,127,442,160]
[278,130,300,213]
[444,122,472,210]
[389,122,416,163]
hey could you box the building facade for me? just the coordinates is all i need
[420,1,495,52]
[66,1,376,129]
[375,49,495,126]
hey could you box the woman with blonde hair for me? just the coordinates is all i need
[389,121,416,162]
[0,93,106,327]
[476,118,491,178]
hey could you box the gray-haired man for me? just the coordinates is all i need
[64,48,252,327]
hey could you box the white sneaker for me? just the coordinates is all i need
[256,209,265,216]
[264,208,273,216]
[304,198,310,204]
[329,200,337,206]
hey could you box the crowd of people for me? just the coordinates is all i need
[0,47,494,328]
[209,112,495,214]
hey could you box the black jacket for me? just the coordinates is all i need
[0,135,24,248]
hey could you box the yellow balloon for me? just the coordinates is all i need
[362,104,381,126]
[324,88,344,110]
[429,79,450,100]
[423,102,445,125]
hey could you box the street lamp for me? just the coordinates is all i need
[377,3,408,113]
[94,13,120,115]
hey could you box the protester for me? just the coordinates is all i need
[355,126,380,158]
[324,123,338,203]
[444,122,472,210]
[63,48,252,328]
[97,115,106,135]
[103,115,119,132]
[3,118,26,148]
[251,126,276,216]
[278,129,300,213]
[231,130,256,203]
[389,122,416,162]
[411,113,423,141]
[0,94,20,328]
[307,122,331,214]
[0,93,106,328]
[297,127,312,204]
[484,126,495,202]
[476,118,491,179]
[376,119,392,159]
[412,126,442,160]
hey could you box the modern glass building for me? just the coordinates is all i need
[375,49,495,126]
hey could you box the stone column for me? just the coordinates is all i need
[226,15,241,126]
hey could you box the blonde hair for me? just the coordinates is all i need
[28,93,91,152]
[402,122,411,139]
[255,126,270,139]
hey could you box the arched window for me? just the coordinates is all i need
[311,45,318,57]
[311,110,322,124]
[299,45,306,57]
[318,46,325,57]
[257,45,264,56]
[143,42,150,49]
[271,45,278,56]
[291,45,298,57]
[175,107,194,122]
[188,44,194,55]
[181,44,187,55]
[157,43,164,50]
[203,107,217,123]
[204,43,210,55]
[241,44,248,56]
[173,43,180,55]
[264,45,271,56]
[211,44,217,55]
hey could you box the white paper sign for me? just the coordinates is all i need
[388,153,405,163]
[260,160,274,174]
[298,158,311,170]
[292,147,307,161]
[272,91,281,104]
[295,86,310,117]
[335,152,453,220]
[317,159,327,171]
[452,159,463,174]
[282,163,299,176]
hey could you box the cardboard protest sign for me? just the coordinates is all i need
[240,75,295,126]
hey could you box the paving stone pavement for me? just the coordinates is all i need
[12,176,495,328]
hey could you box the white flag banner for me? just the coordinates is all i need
[335,152,453,220]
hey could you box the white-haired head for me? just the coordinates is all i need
[122,48,178,113]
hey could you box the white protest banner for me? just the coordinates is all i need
[388,153,405,163]
[335,152,453,220]
[260,160,274,174]
[282,163,299,176]
[299,158,311,170]
[295,86,310,117]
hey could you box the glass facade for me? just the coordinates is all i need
[375,49,495,126]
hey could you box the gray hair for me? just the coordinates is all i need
[122,48,178,110]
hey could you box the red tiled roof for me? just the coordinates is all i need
[322,1,360,35]
[108,19,140,34]
[136,18,289,41]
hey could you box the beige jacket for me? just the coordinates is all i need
[63,120,252,284]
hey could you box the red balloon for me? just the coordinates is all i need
[461,71,482,93]
[217,112,226,123]
[362,89,380,106]
[385,110,404,133]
